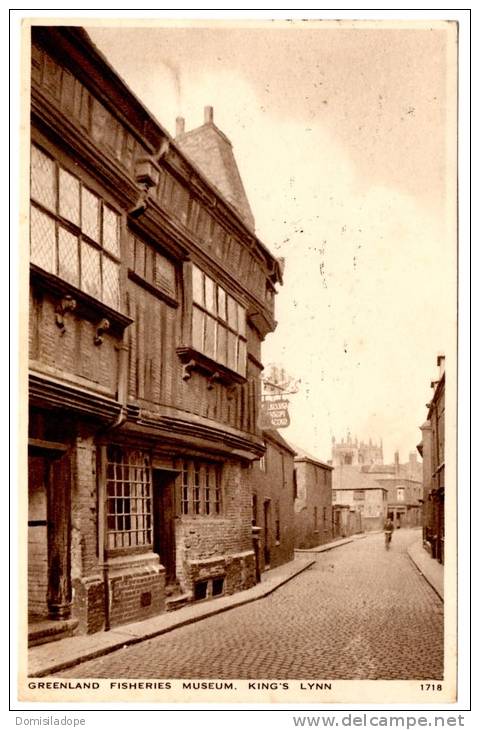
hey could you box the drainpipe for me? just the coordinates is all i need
[97,341,129,631]
[98,444,110,631]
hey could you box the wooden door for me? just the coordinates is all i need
[153,471,177,584]
[28,445,72,621]
[28,455,49,618]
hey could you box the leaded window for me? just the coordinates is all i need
[30,144,121,309]
[191,264,247,376]
[106,446,152,550]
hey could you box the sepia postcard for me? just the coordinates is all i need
[16,15,463,707]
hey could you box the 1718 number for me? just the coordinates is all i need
[420,684,443,691]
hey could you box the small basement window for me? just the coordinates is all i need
[212,577,224,596]
[194,580,208,601]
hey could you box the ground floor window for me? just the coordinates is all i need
[179,460,222,516]
[106,445,152,549]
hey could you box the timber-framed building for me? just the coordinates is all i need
[28,27,281,640]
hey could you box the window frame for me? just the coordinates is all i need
[190,263,247,377]
[179,459,223,517]
[105,445,153,555]
[126,227,178,305]
[30,143,123,311]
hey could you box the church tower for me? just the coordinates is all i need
[331,433,383,467]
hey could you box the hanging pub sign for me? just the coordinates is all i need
[258,399,290,429]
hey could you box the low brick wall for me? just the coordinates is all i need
[107,553,166,628]
[186,550,256,599]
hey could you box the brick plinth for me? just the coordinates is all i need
[186,550,256,598]
[107,553,165,628]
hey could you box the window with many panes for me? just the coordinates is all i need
[191,264,247,376]
[106,446,152,550]
[179,460,222,516]
[30,144,121,309]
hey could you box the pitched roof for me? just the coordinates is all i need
[287,441,333,470]
[263,429,296,455]
[364,464,395,474]
[176,109,255,230]
[332,466,387,491]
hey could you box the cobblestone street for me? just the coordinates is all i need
[56,530,443,680]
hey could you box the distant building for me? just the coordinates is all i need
[290,446,333,549]
[331,433,423,532]
[331,434,383,467]
[417,356,445,564]
[368,452,422,528]
[332,466,388,531]
[249,431,296,571]
[332,504,361,539]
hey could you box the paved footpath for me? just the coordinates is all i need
[56,530,443,680]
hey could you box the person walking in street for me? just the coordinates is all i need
[384,516,395,549]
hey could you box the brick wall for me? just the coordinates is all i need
[69,427,106,632]
[294,461,333,549]
[29,289,119,397]
[248,436,295,571]
[107,554,165,628]
[175,460,256,595]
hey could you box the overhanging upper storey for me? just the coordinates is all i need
[30,26,282,336]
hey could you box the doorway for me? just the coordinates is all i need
[263,500,271,568]
[152,470,178,585]
[28,444,72,621]
[28,455,49,618]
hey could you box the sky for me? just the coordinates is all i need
[87,20,457,465]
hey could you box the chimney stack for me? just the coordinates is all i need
[394,450,400,476]
[175,116,185,137]
[437,353,445,378]
[204,106,214,124]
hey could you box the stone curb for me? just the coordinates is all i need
[294,532,371,555]
[29,559,315,678]
[407,544,444,602]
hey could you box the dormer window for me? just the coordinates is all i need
[30,144,121,310]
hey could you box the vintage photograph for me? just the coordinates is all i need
[21,17,457,704]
